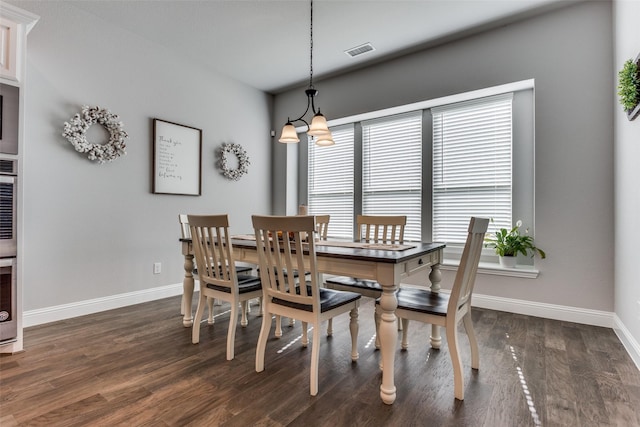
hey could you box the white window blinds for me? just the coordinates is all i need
[432,94,513,244]
[307,126,354,238]
[362,112,422,241]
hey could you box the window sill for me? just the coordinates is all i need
[441,259,539,279]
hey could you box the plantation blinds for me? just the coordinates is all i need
[432,93,513,244]
[362,112,422,241]
[307,126,354,238]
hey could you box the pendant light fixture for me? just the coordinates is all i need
[278,0,334,146]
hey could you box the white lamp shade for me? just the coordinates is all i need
[315,132,335,146]
[279,123,300,143]
[308,113,330,136]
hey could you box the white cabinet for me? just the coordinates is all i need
[0,4,37,83]
[0,1,38,354]
[0,17,18,81]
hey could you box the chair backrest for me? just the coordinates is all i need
[356,215,406,243]
[315,215,330,240]
[178,214,191,239]
[188,214,238,292]
[448,217,489,313]
[252,215,321,311]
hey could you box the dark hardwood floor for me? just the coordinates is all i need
[1,295,639,426]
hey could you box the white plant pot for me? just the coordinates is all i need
[499,255,517,268]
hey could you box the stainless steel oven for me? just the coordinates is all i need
[0,158,16,258]
[0,257,16,342]
[0,157,16,343]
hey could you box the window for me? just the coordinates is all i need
[362,112,422,241]
[307,125,354,238]
[302,80,534,261]
[432,94,513,244]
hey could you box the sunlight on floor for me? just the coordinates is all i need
[199,308,231,323]
[277,324,313,353]
[507,333,542,426]
[364,333,377,349]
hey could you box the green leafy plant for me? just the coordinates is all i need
[484,220,546,259]
[618,59,639,112]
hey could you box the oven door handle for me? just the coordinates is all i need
[0,176,16,184]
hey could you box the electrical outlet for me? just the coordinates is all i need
[153,262,161,274]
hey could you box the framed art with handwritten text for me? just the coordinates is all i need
[152,118,202,196]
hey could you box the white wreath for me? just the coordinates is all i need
[219,143,250,181]
[62,105,128,164]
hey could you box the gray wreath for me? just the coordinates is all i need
[219,143,250,180]
[62,105,128,164]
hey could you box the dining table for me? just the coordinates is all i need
[179,235,445,405]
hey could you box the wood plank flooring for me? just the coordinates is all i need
[1,295,639,426]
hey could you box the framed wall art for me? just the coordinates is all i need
[152,118,202,196]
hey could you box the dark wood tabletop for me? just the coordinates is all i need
[181,237,445,264]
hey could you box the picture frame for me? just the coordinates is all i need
[152,118,202,196]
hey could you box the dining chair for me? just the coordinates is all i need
[376,216,489,400]
[188,214,263,361]
[325,215,406,340]
[179,214,253,323]
[315,214,330,240]
[268,214,331,334]
[252,214,361,396]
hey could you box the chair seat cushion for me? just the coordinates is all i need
[235,265,253,274]
[206,274,262,294]
[272,284,361,313]
[325,276,382,292]
[376,287,448,316]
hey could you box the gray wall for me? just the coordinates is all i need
[614,0,640,356]
[15,1,272,311]
[273,1,615,311]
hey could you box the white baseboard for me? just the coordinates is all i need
[613,315,640,371]
[23,283,184,328]
[471,292,614,327]
[23,285,638,370]
[25,285,615,329]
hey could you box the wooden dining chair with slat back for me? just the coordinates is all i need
[179,214,211,321]
[315,214,330,240]
[179,214,254,323]
[188,214,263,361]
[252,214,361,396]
[325,215,406,340]
[375,216,489,400]
[271,214,331,335]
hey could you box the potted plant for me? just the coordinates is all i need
[484,220,546,268]
[617,56,640,121]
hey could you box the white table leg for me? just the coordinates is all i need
[182,250,195,327]
[378,282,398,405]
[429,263,442,349]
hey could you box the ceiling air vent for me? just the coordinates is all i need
[344,42,375,58]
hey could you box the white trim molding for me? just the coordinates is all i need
[24,282,639,370]
[471,292,614,327]
[26,283,614,329]
[613,315,640,371]
[23,283,184,327]
[442,259,540,279]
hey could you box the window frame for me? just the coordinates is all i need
[299,79,535,267]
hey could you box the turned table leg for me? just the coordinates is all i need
[429,263,442,349]
[182,243,195,327]
[378,282,398,405]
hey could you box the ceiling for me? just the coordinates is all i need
[67,0,568,94]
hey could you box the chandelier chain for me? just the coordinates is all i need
[309,0,313,88]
